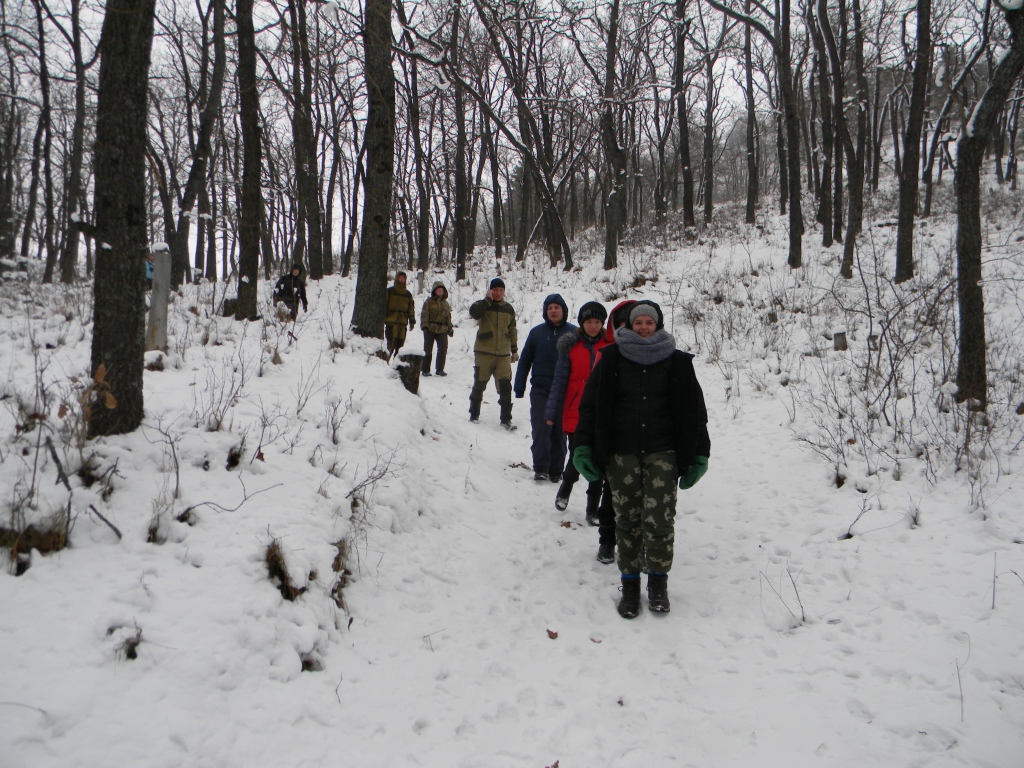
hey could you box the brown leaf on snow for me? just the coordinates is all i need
[559,520,572,528]
[590,637,602,644]
[546,629,558,640]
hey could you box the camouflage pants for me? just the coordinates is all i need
[605,451,678,574]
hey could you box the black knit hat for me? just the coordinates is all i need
[577,301,607,324]
[489,277,505,290]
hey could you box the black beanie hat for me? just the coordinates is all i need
[489,277,505,290]
[577,301,608,324]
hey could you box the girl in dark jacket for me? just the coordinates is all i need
[573,300,710,619]
[544,302,614,560]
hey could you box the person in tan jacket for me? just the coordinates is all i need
[420,280,453,376]
[468,278,518,429]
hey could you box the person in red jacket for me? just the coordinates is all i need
[544,301,615,560]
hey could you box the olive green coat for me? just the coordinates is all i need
[385,281,415,341]
[420,282,453,335]
[469,297,518,356]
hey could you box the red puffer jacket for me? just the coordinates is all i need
[563,335,612,432]
[545,329,613,433]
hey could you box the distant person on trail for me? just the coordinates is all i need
[573,300,711,619]
[469,278,518,430]
[273,262,308,320]
[420,281,453,377]
[384,271,416,362]
[145,254,155,290]
[544,301,615,561]
[514,293,576,482]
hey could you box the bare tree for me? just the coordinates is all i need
[351,0,395,338]
[87,0,157,437]
[235,0,263,320]
[954,3,1024,408]
[894,0,931,283]
[706,0,805,268]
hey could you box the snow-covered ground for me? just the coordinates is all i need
[2,223,1022,767]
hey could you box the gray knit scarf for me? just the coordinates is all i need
[613,327,677,365]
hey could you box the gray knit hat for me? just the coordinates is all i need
[629,303,660,325]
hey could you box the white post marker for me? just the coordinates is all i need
[146,250,171,352]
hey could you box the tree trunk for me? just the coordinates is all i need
[703,55,715,225]
[235,0,262,320]
[351,0,395,338]
[88,0,156,437]
[840,0,868,279]
[603,0,628,268]
[895,0,931,283]
[743,6,758,224]
[451,6,470,282]
[780,0,804,268]
[675,0,696,229]
[171,0,225,289]
[954,6,1024,409]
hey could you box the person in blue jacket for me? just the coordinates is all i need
[514,293,576,481]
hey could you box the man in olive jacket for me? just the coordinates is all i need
[384,271,416,361]
[469,278,519,429]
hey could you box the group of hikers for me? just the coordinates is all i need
[273,264,711,620]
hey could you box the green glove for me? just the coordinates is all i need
[679,456,708,490]
[573,446,600,483]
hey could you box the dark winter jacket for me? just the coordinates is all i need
[273,267,308,311]
[469,296,518,356]
[544,328,612,433]
[513,294,576,397]
[575,344,710,478]
[420,281,453,335]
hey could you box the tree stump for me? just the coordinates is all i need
[146,251,171,352]
[397,352,424,394]
[833,331,848,352]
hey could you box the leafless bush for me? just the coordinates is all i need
[324,388,355,446]
[190,343,253,431]
[293,353,326,416]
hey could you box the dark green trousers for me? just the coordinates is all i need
[605,451,678,574]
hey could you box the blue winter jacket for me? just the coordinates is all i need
[513,293,576,397]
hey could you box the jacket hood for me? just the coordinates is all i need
[606,299,638,340]
[289,262,305,277]
[429,280,449,300]
[542,293,570,327]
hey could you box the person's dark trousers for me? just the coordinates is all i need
[595,478,615,546]
[422,331,449,373]
[529,388,566,476]
[562,433,582,489]
[385,325,404,359]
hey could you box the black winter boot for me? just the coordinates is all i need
[618,575,641,619]
[596,542,615,564]
[554,480,572,511]
[585,494,600,526]
[647,573,670,613]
